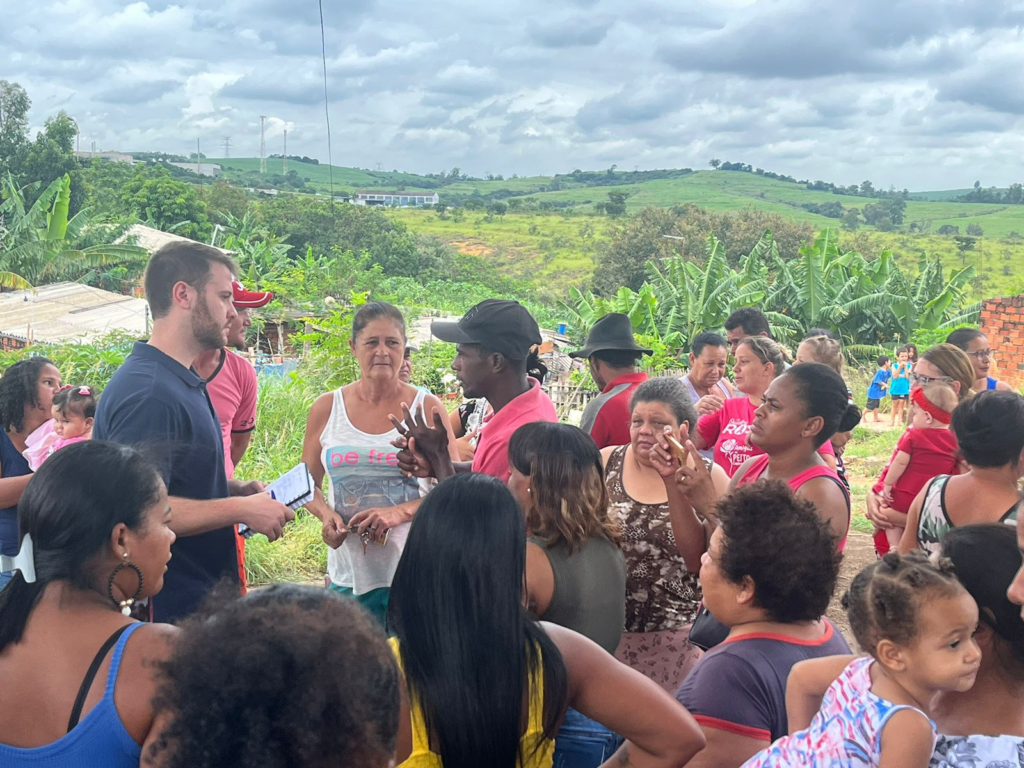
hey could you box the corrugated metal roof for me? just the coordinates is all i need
[0,283,148,344]
[121,224,229,255]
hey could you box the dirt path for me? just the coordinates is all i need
[826,531,875,647]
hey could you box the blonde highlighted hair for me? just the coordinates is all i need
[799,335,843,374]
[921,344,975,402]
[508,422,618,553]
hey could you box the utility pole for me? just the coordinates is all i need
[222,136,232,157]
[283,130,288,174]
[259,116,267,174]
[196,138,201,175]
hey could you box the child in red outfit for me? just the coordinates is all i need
[871,383,960,555]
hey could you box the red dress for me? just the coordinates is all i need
[871,427,960,555]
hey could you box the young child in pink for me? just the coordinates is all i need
[870,383,960,553]
[43,385,96,463]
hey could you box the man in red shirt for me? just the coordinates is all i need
[394,299,557,482]
[193,278,273,591]
[570,313,651,449]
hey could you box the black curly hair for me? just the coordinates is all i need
[715,479,841,623]
[148,584,399,768]
[842,551,965,655]
[0,358,56,432]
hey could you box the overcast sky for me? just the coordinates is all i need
[5,0,1024,189]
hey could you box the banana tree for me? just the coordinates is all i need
[0,173,147,287]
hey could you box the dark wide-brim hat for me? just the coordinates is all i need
[569,313,653,359]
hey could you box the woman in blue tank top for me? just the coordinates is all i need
[0,441,177,767]
[946,327,1014,393]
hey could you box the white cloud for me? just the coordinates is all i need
[3,0,1024,188]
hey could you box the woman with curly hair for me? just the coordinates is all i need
[148,584,398,768]
[0,358,62,587]
[674,479,850,768]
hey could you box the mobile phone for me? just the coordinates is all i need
[664,434,687,463]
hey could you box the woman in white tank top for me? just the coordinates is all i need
[301,303,458,627]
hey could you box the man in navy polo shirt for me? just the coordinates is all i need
[95,241,294,623]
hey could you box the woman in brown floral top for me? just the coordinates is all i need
[601,378,730,692]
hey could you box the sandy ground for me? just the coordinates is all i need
[826,531,876,647]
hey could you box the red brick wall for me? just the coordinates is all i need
[0,335,28,352]
[980,296,1024,390]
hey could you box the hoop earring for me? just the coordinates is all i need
[108,558,144,617]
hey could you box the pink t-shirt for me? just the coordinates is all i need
[472,379,558,481]
[697,397,834,478]
[205,349,258,478]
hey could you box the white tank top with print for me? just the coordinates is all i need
[319,387,428,594]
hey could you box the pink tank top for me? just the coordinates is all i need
[738,455,850,552]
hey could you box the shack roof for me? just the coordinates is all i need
[0,283,149,344]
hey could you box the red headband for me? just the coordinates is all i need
[911,386,951,424]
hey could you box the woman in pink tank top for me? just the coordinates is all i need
[731,364,857,552]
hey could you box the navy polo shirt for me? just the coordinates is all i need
[95,341,236,623]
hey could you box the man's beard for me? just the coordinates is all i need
[191,294,227,350]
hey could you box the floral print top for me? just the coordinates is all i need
[605,445,703,634]
[932,734,1024,767]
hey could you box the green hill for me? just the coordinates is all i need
[198,158,1024,297]
[209,158,1024,238]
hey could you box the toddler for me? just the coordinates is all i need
[43,385,95,463]
[865,355,890,422]
[870,383,959,555]
[888,347,912,426]
[742,552,980,767]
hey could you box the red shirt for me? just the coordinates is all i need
[205,349,258,479]
[871,427,960,514]
[580,372,648,449]
[697,397,835,478]
[472,379,558,481]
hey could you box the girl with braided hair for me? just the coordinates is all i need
[0,358,62,588]
[747,552,981,767]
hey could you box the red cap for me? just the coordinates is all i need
[232,279,273,309]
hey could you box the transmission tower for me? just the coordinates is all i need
[222,136,232,157]
[259,116,267,174]
[283,130,288,174]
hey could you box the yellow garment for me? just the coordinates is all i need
[389,637,555,768]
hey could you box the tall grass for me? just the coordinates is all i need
[235,374,328,585]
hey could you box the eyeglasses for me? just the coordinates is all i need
[910,372,954,386]
[965,348,995,361]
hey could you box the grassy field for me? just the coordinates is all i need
[387,208,1024,298]
[206,157,439,194]
[202,159,1024,295]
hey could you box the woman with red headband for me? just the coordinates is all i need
[868,383,960,554]
[898,390,1024,556]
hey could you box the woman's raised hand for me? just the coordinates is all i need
[649,427,682,480]
[673,441,718,516]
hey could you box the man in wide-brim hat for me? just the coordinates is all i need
[570,313,652,449]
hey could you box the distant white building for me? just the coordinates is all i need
[352,191,438,207]
[168,162,222,178]
[74,151,134,164]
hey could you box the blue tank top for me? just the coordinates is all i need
[0,430,31,557]
[0,622,145,767]
[987,377,998,391]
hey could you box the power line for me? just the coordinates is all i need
[318,0,335,205]
[259,116,267,174]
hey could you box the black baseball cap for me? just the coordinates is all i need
[431,299,542,361]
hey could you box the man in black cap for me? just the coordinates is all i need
[570,313,651,449]
[396,299,556,481]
